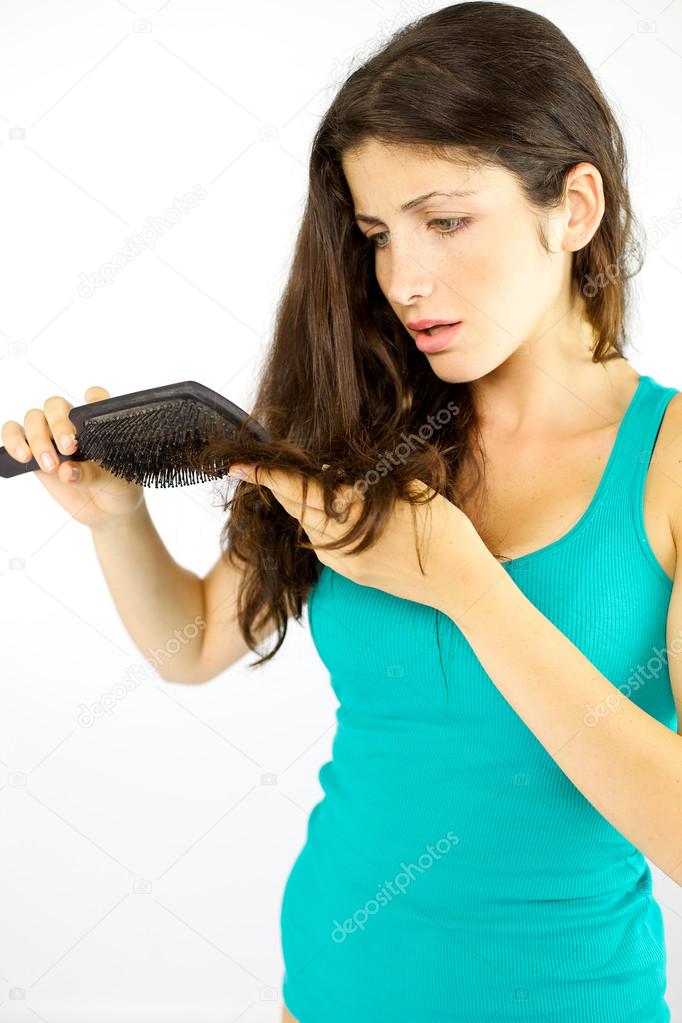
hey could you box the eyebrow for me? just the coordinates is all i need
[354,189,479,225]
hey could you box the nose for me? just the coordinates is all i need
[379,245,434,309]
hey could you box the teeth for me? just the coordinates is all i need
[425,323,455,335]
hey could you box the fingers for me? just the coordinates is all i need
[43,394,78,459]
[37,387,109,470]
[0,385,110,475]
[85,386,110,403]
[54,386,109,481]
[2,395,74,467]
[238,465,359,535]
[0,417,32,464]
[21,408,58,471]
[239,466,321,524]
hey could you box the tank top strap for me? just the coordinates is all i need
[629,374,680,484]
[599,373,680,544]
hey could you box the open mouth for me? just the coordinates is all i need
[423,322,459,336]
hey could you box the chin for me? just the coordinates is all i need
[425,350,484,385]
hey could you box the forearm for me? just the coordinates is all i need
[442,546,682,885]
[89,501,206,681]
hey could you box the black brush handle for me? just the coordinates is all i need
[0,445,88,478]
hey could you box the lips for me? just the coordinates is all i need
[413,321,463,352]
[413,320,462,340]
[422,321,458,335]
[406,318,460,331]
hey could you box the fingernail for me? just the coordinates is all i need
[70,465,80,481]
[60,434,75,450]
[16,444,29,460]
[229,466,247,478]
[41,452,55,470]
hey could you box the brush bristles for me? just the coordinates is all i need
[76,398,237,488]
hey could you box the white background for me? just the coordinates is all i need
[1,1,681,1020]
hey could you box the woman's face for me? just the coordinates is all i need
[341,140,588,384]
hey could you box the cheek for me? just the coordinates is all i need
[438,227,520,298]
[492,214,549,280]
[463,223,544,303]
[374,261,395,298]
[372,218,545,307]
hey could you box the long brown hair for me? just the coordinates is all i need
[192,1,644,668]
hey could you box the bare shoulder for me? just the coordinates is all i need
[653,390,682,734]
[650,389,682,550]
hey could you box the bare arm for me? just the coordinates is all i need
[193,546,283,683]
[90,501,281,683]
[89,500,207,682]
[2,384,278,683]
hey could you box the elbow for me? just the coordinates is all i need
[157,663,212,685]
[162,674,211,685]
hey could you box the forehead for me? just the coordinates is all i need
[341,141,511,211]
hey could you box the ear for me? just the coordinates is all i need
[559,161,606,252]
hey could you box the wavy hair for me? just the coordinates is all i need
[191,1,645,668]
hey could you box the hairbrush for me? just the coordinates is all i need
[0,380,272,487]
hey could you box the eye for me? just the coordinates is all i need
[368,217,472,249]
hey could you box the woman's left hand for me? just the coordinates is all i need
[227,462,494,617]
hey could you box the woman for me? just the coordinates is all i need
[223,3,682,1021]
[4,2,677,1020]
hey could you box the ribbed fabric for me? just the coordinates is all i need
[280,373,679,1023]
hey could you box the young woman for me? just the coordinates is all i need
[237,3,679,1020]
[3,3,679,1021]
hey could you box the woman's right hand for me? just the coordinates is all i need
[1,386,146,530]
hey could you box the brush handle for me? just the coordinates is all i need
[0,445,88,478]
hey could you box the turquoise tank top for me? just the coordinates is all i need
[280,372,679,1022]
